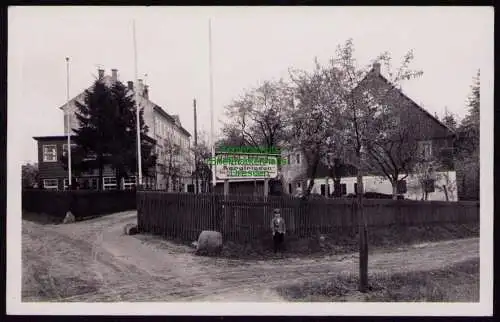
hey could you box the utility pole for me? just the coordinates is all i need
[193,98,199,194]
[65,57,72,190]
[133,20,143,188]
[208,18,216,191]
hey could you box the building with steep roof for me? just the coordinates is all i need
[35,68,193,191]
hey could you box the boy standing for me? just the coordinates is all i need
[271,208,286,253]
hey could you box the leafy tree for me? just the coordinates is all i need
[221,80,291,194]
[317,39,423,291]
[21,163,39,188]
[442,109,458,131]
[223,80,291,149]
[287,59,347,199]
[192,131,213,193]
[159,131,182,191]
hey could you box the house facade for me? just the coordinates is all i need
[35,68,193,191]
[281,62,458,201]
[34,135,156,190]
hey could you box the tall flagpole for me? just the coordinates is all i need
[133,20,143,188]
[65,57,72,189]
[209,18,216,188]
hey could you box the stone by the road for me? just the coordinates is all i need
[62,211,75,224]
[196,230,223,256]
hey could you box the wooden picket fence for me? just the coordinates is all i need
[137,191,479,242]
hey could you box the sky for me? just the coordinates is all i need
[8,6,493,164]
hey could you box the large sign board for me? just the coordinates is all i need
[213,153,279,180]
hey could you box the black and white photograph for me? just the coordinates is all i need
[7,6,493,316]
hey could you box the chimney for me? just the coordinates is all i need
[98,68,104,80]
[137,79,144,96]
[143,85,149,100]
[111,69,118,82]
[373,62,381,74]
[127,81,134,90]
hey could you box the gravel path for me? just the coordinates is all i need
[22,211,479,302]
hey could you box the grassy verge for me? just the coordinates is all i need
[276,258,479,302]
[218,223,479,260]
[22,211,63,225]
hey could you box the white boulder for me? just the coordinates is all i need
[196,230,223,256]
[62,211,75,224]
[124,223,138,235]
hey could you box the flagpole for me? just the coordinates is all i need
[209,18,216,188]
[65,57,72,190]
[133,20,143,188]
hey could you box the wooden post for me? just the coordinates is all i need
[264,178,269,197]
[193,98,199,194]
[356,154,368,293]
[224,179,229,196]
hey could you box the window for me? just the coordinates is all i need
[397,180,407,194]
[341,183,347,195]
[288,183,292,194]
[103,177,117,190]
[123,176,136,190]
[354,182,358,194]
[296,153,301,164]
[419,141,433,159]
[43,145,57,162]
[43,179,58,190]
[62,144,77,157]
[297,182,301,188]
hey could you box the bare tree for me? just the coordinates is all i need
[160,132,182,192]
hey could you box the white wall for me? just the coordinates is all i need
[306,171,458,201]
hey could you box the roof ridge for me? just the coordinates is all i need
[365,71,455,135]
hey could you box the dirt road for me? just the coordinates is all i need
[22,211,479,302]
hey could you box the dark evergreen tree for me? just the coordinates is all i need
[110,82,157,187]
[71,80,114,190]
[66,79,157,190]
[454,70,480,200]
[457,70,480,156]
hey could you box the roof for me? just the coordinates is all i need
[59,74,192,139]
[58,75,115,110]
[33,135,76,141]
[361,66,455,136]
